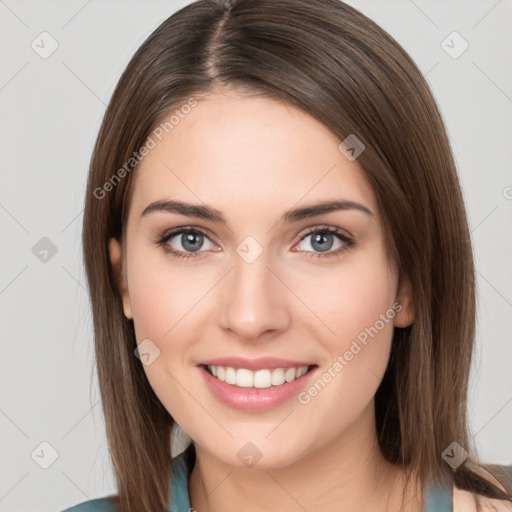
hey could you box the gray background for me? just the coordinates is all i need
[0,0,511,510]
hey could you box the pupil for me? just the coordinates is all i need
[312,232,333,252]
[183,232,202,252]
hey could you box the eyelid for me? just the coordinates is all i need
[157,225,218,244]
[297,223,353,241]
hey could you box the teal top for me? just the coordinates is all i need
[61,443,512,512]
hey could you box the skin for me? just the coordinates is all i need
[109,90,419,512]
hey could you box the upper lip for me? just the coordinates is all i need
[197,356,316,371]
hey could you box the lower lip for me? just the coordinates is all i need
[197,365,318,412]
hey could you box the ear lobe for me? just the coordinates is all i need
[108,237,133,319]
[394,276,414,328]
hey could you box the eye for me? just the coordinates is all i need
[154,225,355,261]
[155,227,218,260]
[293,226,355,259]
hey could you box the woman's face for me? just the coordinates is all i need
[109,90,413,468]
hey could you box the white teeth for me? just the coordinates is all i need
[206,365,310,388]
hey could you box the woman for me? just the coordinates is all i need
[62,0,512,511]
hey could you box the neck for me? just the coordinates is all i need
[188,402,422,512]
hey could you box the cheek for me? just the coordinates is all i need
[126,244,185,349]
[335,275,396,354]
[129,278,175,344]
[298,267,397,431]
[300,250,397,349]
[300,249,398,401]
[125,248,198,413]
[126,245,217,395]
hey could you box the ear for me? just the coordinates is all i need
[394,276,414,328]
[108,237,133,320]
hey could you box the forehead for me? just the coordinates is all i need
[129,92,377,223]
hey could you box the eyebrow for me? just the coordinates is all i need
[140,199,373,224]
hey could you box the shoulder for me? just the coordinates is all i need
[60,496,115,512]
[453,487,512,511]
[453,463,512,512]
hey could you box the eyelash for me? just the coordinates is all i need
[154,225,355,261]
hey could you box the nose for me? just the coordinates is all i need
[217,250,290,341]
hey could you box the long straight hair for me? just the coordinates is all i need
[81,1,512,510]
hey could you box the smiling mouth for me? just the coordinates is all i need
[201,364,318,388]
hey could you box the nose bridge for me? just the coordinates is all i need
[218,241,289,339]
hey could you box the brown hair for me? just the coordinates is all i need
[82,0,512,511]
